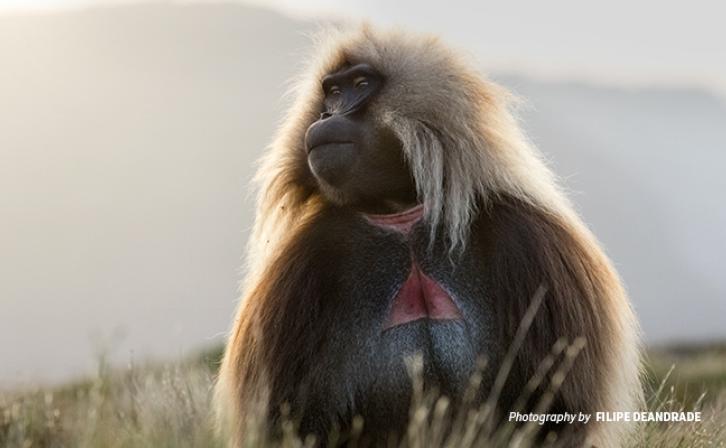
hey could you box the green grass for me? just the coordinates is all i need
[645,344,726,408]
[1,345,725,447]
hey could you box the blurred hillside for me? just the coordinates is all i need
[0,2,725,384]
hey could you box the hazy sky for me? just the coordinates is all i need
[1,0,725,383]
[1,0,724,96]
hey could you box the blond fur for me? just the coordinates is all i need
[217,24,642,448]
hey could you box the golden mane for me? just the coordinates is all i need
[217,24,642,447]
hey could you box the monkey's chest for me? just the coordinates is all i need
[291,208,498,439]
[362,205,465,333]
[324,209,487,400]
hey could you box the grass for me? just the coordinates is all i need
[0,351,222,448]
[1,344,725,447]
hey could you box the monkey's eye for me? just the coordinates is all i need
[329,85,342,96]
[354,77,369,88]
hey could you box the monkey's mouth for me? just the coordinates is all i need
[383,263,462,331]
[307,141,355,154]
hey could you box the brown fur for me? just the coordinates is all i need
[216,25,642,447]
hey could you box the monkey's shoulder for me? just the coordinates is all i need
[469,197,580,255]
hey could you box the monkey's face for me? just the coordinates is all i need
[304,63,417,213]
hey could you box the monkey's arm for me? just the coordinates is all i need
[218,210,346,431]
[483,198,635,441]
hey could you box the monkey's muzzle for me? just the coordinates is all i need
[305,114,361,187]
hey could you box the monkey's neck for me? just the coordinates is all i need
[354,198,420,215]
[363,204,424,233]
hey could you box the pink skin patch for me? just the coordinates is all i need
[363,204,424,234]
[383,263,462,330]
[364,205,463,330]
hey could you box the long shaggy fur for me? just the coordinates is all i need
[216,25,642,447]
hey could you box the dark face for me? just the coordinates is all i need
[304,64,417,213]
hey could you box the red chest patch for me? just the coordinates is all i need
[363,205,463,330]
[383,263,462,330]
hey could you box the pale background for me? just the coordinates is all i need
[1,0,725,385]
